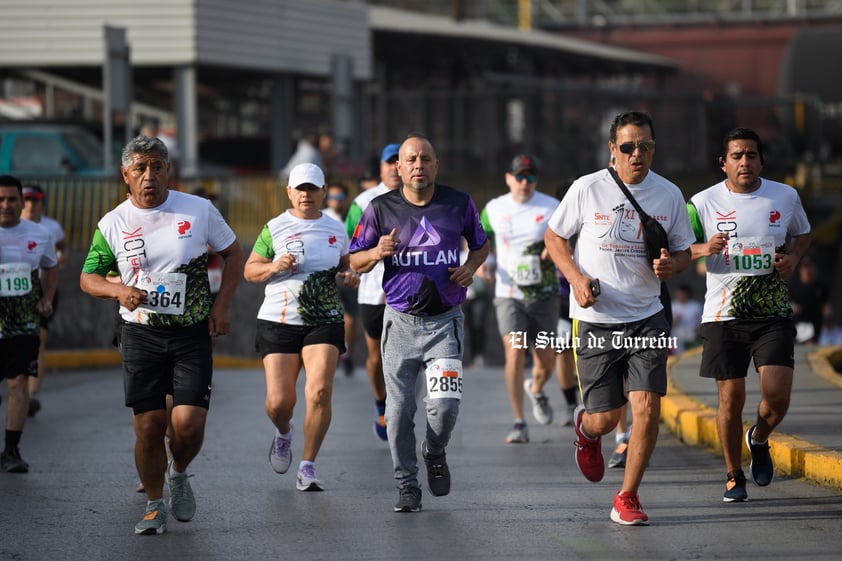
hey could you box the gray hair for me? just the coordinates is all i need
[121,135,169,167]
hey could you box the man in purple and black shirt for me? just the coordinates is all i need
[350,133,489,513]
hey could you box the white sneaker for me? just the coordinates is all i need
[523,379,553,425]
[559,404,576,427]
[296,463,325,491]
[269,422,293,474]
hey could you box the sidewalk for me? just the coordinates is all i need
[663,344,842,490]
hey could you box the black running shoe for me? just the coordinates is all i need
[27,397,41,418]
[0,448,29,473]
[745,425,774,486]
[422,440,451,497]
[394,486,422,513]
[723,469,748,502]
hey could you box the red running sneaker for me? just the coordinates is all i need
[573,404,604,482]
[610,491,650,526]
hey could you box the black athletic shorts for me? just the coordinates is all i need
[255,319,345,357]
[358,304,385,339]
[0,336,39,379]
[699,318,796,380]
[120,320,213,414]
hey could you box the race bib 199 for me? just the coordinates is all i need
[728,236,775,276]
[509,255,541,286]
[0,262,32,296]
[136,271,187,315]
[425,358,463,400]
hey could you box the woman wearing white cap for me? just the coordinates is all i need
[245,162,359,491]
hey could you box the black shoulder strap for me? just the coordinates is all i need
[607,166,648,219]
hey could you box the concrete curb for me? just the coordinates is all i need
[662,349,842,491]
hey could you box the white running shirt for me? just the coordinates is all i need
[480,190,560,301]
[688,178,810,323]
[346,183,390,305]
[547,168,695,323]
[252,210,349,325]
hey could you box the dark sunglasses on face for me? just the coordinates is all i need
[326,193,346,201]
[514,173,537,183]
[617,140,656,155]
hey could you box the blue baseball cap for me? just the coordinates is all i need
[381,143,400,162]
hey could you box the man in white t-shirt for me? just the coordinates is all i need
[0,175,57,474]
[21,184,67,418]
[479,154,560,443]
[345,143,402,441]
[80,135,244,535]
[688,127,811,503]
[545,111,694,526]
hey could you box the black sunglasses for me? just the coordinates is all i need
[514,173,537,183]
[617,140,656,154]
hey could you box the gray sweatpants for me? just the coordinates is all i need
[382,305,463,489]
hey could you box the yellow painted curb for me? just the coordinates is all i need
[45,351,262,370]
[664,350,842,491]
[807,346,842,390]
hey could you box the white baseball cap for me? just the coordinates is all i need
[288,163,325,189]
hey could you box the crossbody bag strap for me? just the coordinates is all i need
[607,166,649,219]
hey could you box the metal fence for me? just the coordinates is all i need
[33,176,289,251]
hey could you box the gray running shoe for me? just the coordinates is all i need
[608,439,629,469]
[523,379,553,425]
[135,500,167,535]
[505,422,529,444]
[167,462,196,522]
[269,423,294,474]
[394,486,422,513]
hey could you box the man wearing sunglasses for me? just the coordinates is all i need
[544,111,694,526]
[479,154,560,444]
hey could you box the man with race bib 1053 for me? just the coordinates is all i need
[687,127,811,503]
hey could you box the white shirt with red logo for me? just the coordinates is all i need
[252,210,349,325]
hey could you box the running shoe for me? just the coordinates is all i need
[523,379,553,425]
[394,486,422,513]
[269,422,294,474]
[134,500,167,535]
[27,397,41,418]
[505,421,529,444]
[167,462,196,522]
[745,425,774,486]
[373,406,388,441]
[573,404,604,482]
[0,448,29,473]
[610,491,649,526]
[723,469,748,502]
[559,403,576,427]
[608,439,629,469]
[296,464,325,492]
[422,440,450,497]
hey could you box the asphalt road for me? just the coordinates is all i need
[2,361,841,561]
